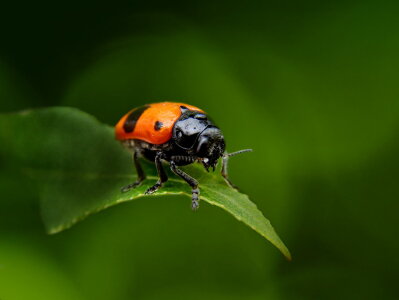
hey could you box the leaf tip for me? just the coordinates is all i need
[284,249,292,261]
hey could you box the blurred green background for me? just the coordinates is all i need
[1,0,399,299]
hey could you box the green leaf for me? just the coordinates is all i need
[0,107,291,260]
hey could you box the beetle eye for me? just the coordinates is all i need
[176,130,183,138]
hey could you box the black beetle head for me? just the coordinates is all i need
[173,111,210,150]
[195,126,225,171]
[172,108,225,170]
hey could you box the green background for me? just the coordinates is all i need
[1,0,398,299]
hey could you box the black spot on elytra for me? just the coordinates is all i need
[123,105,149,133]
[180,105,188,113]
[154,121,163,131]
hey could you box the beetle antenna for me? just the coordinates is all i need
[225,149,253,157]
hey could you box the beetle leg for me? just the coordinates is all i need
[222,149,252,190]
[121,151,146,192]
[221,154,238,189]
[145,152,168,195]
[170,160,200,210]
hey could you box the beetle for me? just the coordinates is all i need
[115,102,251,210]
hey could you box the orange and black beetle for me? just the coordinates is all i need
[115,102,251,210]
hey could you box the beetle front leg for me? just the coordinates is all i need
[170,160,200,210]
[221,149,252,190]
[145,152,168,195]
[121,151,146,192]
[221,154,238,189]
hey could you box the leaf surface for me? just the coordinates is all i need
[0,107,291,259]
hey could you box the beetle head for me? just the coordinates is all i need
[172,108,225,170]
[195,126,225,171]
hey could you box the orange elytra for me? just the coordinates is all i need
[115,102,203,145]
